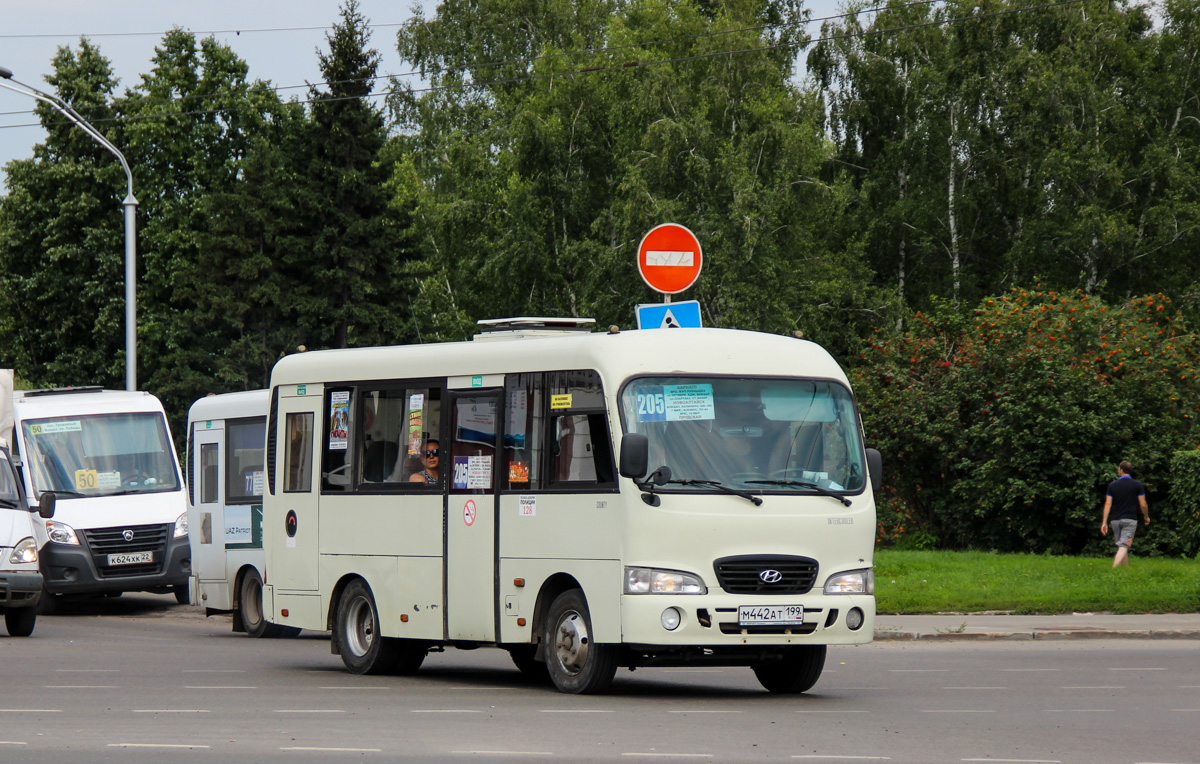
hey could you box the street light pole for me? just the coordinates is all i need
[0,66,139,392]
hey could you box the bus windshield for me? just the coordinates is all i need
[620,377,866,495]
[20,413,180,498]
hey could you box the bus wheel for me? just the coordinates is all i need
[752,645,827,693]
[543,589,617,694]
[4,607,37,637]
[336,579,399,675]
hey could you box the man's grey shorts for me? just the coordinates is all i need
[1112,518,1138,549]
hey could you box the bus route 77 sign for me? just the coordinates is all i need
[637,223,703,295]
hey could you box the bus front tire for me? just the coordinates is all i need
[4,607,37,637]
[239,569,299,639]
[543,589,617,694]
[752,644,827,693]
[336,579,399,675]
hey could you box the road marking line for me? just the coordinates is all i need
[0,742,28,746]
[667,710,742,714]
[621,754,713,758]
[999,669,1059,672]
[539,709,612,713]
[919,710,995,713]
[796,710,870,714]
[943,687,1007,690]
[182,669,245,673]
[280,747,382,752]
[1044,709,1113,713]
[411,709,481,713]
[443,687,517,691]
[55,669,118,673]
[44,685,118,689]
[1110,668,1167,671]
[889,669,948,673]
[318,686,389,690]
[451,751,553,756]
[793,756,891,760]
[108,743,211,749]
[1170,708,1200,712]
[0,709,62,713]
[1062,686,1123,689]
[961,759,1061,763]
[184,686,258,690]
[133,710,210,713]
[275,710,346,713]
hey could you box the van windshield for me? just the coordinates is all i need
[20,413,180,498]
[619,377,866,495]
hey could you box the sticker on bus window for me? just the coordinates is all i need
[75,469,98,490]
[468,455,491,489]
[30,420,83,436]
[328,391,350,451]
[509,461,530,483]
[551,394,573,410]
[635,384,715,422]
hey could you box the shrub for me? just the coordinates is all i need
[855,288,1199,554]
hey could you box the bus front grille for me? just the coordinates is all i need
[713,555,819,595]
[83,524,169,577]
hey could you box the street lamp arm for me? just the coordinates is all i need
[0,74,134,200]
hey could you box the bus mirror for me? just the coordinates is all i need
[619,433,649,480]
[38,491,56,519]
[865,448,883,494]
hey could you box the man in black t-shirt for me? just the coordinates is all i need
[1100,461,1151,567]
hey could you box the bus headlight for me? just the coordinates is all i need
[624,567,706,595]
[9,537,39,564]
[46,519,81,545]
[824,568,874,595]
[174,512,189,539]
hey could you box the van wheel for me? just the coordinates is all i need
[335,579,399,675]
[543,589,617,694]
[173,585,189,605]
[752,645,826,693]
[4,607,37,637]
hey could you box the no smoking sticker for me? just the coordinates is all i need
[463,499,477,527]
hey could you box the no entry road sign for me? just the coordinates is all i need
[637,223,703,295]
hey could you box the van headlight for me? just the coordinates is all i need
[624,567,706,594]
[9,537,39,564]
[174,511,189,539]
[824,568,874,595]
[46,519,81,545]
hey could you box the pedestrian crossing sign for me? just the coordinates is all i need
[635,301,703,330]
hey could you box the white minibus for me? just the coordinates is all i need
[187,389,296,637]
[10,387,190,608]
[262,319,881,694]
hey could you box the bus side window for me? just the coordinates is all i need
[504,373,543,490]
[547,370,614,489]
[200,443,219,504]
[321,388,354,492]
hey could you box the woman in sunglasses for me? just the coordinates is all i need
[409,440,440,484]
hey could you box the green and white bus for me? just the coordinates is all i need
[262,318,880,694]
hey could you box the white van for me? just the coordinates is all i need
[1,371,55,636]
[10,387,190,607]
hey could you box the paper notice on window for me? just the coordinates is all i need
[663,384,715,421]
[467,455,491,489]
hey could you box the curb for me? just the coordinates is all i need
[874,629,1200,641]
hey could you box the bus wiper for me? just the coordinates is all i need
[746,480,851,507]
[668,478,763,507]
[46,489,84,498]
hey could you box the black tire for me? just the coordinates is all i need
[4,607,37,637]
[543,589,617,694]
[173,585,190,605]
[35,588,57,615]
[239,568,274,638]
[392,642,428,676]
[752,645,827,693]
[335,579,399,675]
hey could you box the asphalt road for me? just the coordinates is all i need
[1,594,1197,764]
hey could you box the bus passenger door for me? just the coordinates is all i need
[446,390,500,642]
[269,388,321,594]
[190,424,228,591]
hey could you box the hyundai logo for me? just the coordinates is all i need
[759,569,783,584]
[122,530,135,542]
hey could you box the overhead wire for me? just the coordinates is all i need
[0,0,1087,133]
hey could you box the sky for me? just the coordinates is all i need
[0,0,843,193]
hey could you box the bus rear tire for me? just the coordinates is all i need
[752,645,826,693]
[543,589,617,694]
[4,607,37,637]
[336,579,399,675]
